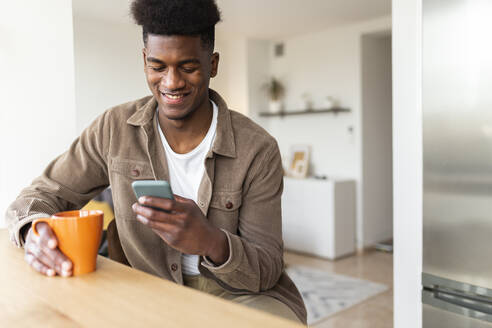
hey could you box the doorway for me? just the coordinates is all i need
[361,32,393,248]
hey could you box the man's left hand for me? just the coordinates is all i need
[132,195,229,266]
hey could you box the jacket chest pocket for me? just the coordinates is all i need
[208,190,242,233]
[109,158,155,220]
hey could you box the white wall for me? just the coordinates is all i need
[264,16,391,248]
[73,16,150,134]
[361,34,393,246]
[208,37,230,107]
[211,38,271,118]
[0,0,77,228]
[211,37,249,115]
[392,0,422,327]
[246,39,271,123]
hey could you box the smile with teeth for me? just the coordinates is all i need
[165,94,184,99]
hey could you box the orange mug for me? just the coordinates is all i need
[32,210,104,276]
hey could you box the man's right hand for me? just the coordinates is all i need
[24,223,73,277]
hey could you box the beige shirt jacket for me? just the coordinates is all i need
[5,89,307,324]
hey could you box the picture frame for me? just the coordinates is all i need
[288,145,310,178]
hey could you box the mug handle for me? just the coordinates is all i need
[32,218,52,237]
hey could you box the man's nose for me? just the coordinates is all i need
[162,67,185,90]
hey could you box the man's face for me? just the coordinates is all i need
[143,34,219,121]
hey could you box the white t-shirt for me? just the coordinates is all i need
[157,100,218,276]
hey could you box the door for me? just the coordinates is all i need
[423,0,492,288]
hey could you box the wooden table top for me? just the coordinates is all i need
[0,230,304,327]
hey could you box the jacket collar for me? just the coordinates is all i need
[126,89,236,158]
[126,96,157,127]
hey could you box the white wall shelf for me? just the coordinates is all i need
[259,107,350,118]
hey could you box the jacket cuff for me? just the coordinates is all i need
[9,213,51,248]
[201,229,244,274]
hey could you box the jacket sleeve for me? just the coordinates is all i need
[5,111,111,247]
[201,142,285,292]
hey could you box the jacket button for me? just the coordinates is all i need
[225,201,233,209]
[131,169,140,177]
[171,263,178,272]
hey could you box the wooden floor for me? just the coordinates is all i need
[284,249,393,328]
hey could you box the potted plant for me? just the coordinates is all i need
[324,96,337,109]
[264,78,285,113]
[301,92,314,111]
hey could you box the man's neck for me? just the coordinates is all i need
[158,99,213,154]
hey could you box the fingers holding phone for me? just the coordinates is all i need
[131,181,227,261]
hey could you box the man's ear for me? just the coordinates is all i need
[210,52,219,78]
[142,48,147,70]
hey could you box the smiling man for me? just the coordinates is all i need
[5,0,306,323]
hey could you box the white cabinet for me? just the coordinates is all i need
[281,177,356,260]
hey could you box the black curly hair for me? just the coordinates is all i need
[131,0,221,52]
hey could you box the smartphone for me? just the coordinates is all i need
[132,180,174,202]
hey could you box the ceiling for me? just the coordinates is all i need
[73,0,391,39]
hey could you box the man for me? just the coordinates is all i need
[6,0,306,323]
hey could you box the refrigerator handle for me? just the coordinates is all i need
[423,273,492,300]
[423,289,492,323]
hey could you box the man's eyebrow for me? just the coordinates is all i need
[178,59,201,65]
[146,57,164,64]
[146,57,201,65]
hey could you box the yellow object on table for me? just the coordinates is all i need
[0,231,304,327]
[82,200,114,230]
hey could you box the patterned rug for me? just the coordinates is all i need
[286,266,388,326]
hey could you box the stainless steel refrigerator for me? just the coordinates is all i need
[423,0,492,326]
